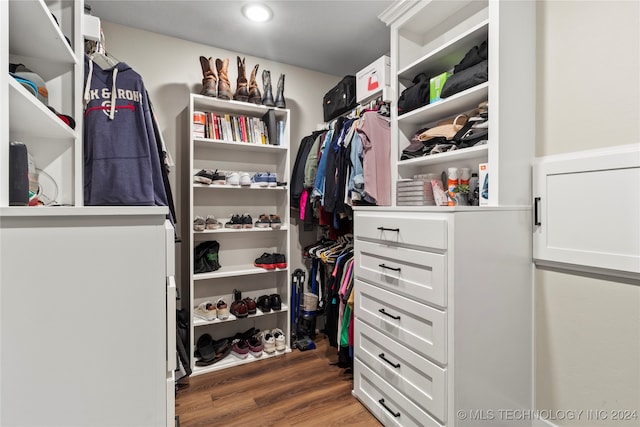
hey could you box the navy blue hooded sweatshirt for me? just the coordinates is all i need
[83,55,168,207]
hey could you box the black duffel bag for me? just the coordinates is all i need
[323,75,357,122]
[194,240,221,273]
[397,73,430,115]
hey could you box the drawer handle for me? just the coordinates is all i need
[378,308,401,320]
[378,398,401,418]
[377,226,400,232]
[379,353,401,369]
[379,263,401,272]
[534,197,541,226]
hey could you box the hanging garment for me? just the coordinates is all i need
[83,55,169,207]
[357,111,391,206]
[290,131,321,209]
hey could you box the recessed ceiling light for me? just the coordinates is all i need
[242,3,273,22]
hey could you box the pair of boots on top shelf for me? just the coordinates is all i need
[199,55,286,108]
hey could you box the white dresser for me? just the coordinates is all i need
[352,207,532,427]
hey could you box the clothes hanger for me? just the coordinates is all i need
[89,29,121,69]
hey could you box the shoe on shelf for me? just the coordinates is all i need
[243,297,257,315]
[267,172,277,187]
[248,334,263,357]
[269,214,282,229]
[272,327,286,351]
[251,172,270,187]
[225,214,244,229]
[193,215,206,232]
[226,171,240,185]
[257,294,271,312]
[239,172,251,186]
[233,326,258,342]
[262,330,276,354]
[194,301,217,321]
[231,338,250,359]
[195,333,220,362]
[255,214,271,228]
[254,252,276,269]
[230,299,248,318]
[194,169,215,185]
[205,215,221,230]
[195,336,231,366]
[241,213,253,229]
[273,253,287,269]
[269,294,282,310]
[216,298,230,320]
[212,169,226,185]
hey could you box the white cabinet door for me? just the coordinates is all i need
[533,144,640,279]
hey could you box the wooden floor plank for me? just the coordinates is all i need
[175,333,382,427]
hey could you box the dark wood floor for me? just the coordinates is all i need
[175,333,382,427]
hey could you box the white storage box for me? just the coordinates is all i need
[356,55,390,104]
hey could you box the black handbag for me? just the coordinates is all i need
[441,60,488,98]
[397,73,430,115]
[194,240,221,273]
[323,75,357,122]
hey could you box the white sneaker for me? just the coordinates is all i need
[239,172,251,186]
[226,171,240,185]
[272,328,286,351]
[194,301,217,321]
[262,330,276,353]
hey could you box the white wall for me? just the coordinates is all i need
[100,21,340,303]
[535,1,640,425]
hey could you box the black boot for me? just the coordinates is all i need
[275,73,286,108]
[262,70,275,107]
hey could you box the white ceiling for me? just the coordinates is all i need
[87,0,394,76]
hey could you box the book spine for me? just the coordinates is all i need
[212,113,220,140]
[277,120,284,146]
[240,116,247,142]
[224,114,232,141]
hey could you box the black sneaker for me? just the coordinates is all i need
[257,294,271,312]
[254,253,276,270]
[194,169,215,184]
[211,169,226,184]
[225,214,243,229]
[269,293,282,311]
[242,213,253,229]
[273,253,287,269]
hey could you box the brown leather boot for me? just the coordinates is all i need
[248,64,262,105]
[275,73,286,108]
[199,56,217,97]
[262,70,275,107]
[233,56,249,102]
[216,58,232,100]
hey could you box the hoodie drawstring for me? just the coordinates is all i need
[109,67,118,120]
[83,58,93,109]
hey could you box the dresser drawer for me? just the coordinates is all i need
[354,359,444,427]
[355,279,447,364]
[355,319,447,423]
[354,211,447,250]
[356,240,447,308]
